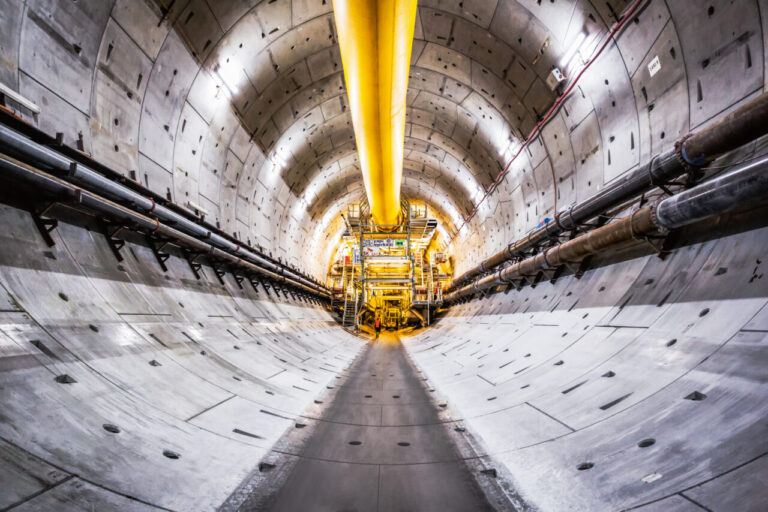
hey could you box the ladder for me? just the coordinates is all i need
[426,255,433,325]
[342,263,356,327]
[416,251,424,288]
[351,290,362,331]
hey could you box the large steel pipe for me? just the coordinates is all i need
[656,154,768,229]
[447,92,768,293]
[0,153,329,299]
[448,208,656,300]
[447,154,768,302]
[0,124,327,295]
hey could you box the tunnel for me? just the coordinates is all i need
[1,0,767,510]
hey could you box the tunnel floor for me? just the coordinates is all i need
[228,333,503,511]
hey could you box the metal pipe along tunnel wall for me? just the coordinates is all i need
[0,0,767,511]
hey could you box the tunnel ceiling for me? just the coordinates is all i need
[152,0,592,275]
[2,0,764,279]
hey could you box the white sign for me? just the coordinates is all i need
[363,238,394,247]
[647,55,661,77]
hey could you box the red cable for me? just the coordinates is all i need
[447,0,645,246]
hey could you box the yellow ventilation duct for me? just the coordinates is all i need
[332,0,418,226]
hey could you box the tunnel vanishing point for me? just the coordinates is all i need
[1,0,768,511]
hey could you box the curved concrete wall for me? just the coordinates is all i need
[6,0,763,277]
[0,203,363,510]
[0,0,767,510]
[405,225,768,511]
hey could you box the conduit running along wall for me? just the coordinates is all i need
[447,92,768,294]
[447,152,768,301]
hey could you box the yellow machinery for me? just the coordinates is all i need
[328,199,450,329]
[332,0,418,226]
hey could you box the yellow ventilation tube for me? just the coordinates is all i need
[332,0,418,226]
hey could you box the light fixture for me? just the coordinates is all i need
[560,29,593,71]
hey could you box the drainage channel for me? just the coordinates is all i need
[222,333,515,511]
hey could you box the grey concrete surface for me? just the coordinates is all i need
[0,202,364,511]
[0,0,767,510]
[4,0,764,278]
[403,224,768,511]
[233,333,503,511]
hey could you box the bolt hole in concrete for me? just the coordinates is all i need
[577,462,594,471]
[348,441,362,446]
[685,391,707,401]
[397,442,410,447]
[667,338,678,347]
[364,394,372,398]
[699,308,710,317]
[58,292,68,301]
[259,463,276,473]
[88,324,99,332]
[392,395,400,398]
[314,400,323,404]
[638,438,656,448]
[163,450,181,460]
[102,423,120,434]
[54,374,77,384]
[295,423,306,429]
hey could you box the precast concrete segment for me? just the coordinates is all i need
[244,333,506,511]
[0,202,363,511]
[448,152,768,301]
[446,91,768,293]
[1,0,766,277]
[403,223,768,511]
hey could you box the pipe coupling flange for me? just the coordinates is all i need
[648,202,670,235]
[554,210,567,231]
[674,133,695,169]
[674,133,703,186]
[557,208,577,232]
[542,247,555,268]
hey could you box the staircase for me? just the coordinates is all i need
[341,263,357,328]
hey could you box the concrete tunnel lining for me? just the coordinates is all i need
[0,0,767,510]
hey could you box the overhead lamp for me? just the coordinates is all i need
[563,28,598,69]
